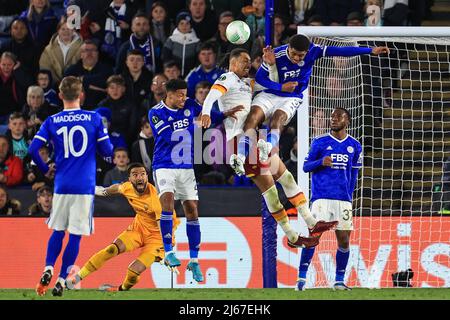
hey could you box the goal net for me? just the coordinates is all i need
[293,30,450,288]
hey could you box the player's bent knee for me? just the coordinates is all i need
[112,239,126,254]
[131,258,149,273]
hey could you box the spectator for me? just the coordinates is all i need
[36,70,60,107]
[210,11,251,63]
[188,0,218,42]
[65,0,110,41]
[210,0,252,20]
[39,16,83,84]
[194,81,211,106]
[0,185,21,215]
[284,137,298,178]
[131,116,154,179]
[26,144,54,190]
[365,0,383,26]
[347,11,364,26]
[0,0,28,35]
[5,112,29,161]
[251,14,289,59]
[163,60,181,80]
[314,0,362,25]
[0,134,23,187]
[95,107,127,150]
[141,73,168,115]
[150,1,173,45]
[115,13,160,74]
[101,0,134,60]
[98,75,137,146]
[311,109,327,137]
[0,52,33,124]
[383,0,409,26]
[162,11,201,78]
[64,40,114,108]
[306,14,324,26]
[19,0,58,53]
[28,185,52,216]
[122,49,153,113]
[0,18,39,75]
[242,0,265,40]
[287,0,316,27]
[185,41,224,98]
[103,147,130,186]
[22,86,56,138]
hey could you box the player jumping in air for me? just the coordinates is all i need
[296,107,362,291]
[68,163,179,291]
[229,34,388,239]
[148,79,241,282]
[201,48,332,249]
[29,76,114,297]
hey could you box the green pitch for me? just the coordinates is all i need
[0,288,449,300]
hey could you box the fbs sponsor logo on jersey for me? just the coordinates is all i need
[331,154,349,162]
[284,69,301,80]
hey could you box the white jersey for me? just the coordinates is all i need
[210,72,254,141]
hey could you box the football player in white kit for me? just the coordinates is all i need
[200,48,336,248]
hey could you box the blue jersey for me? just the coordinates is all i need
[29,109,113,195]
[149,98,203,170]
[303,133,362,203]
[256,43,372,99]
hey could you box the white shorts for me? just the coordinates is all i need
[311,199,353,231]
[252,92,302,125]
[153,168,199,201]
[47,194,95,236]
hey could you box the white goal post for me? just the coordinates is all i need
[293,26,450,288]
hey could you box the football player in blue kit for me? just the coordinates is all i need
[297,108,362,291]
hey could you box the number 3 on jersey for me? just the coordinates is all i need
[56,125,88,158]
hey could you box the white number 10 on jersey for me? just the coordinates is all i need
[56,125,88,158]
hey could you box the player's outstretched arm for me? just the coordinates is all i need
[95,184,121,196]
[325,45,389,57]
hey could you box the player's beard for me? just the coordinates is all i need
[132,181,147,194]
[331,124,346,132]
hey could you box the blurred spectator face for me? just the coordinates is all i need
[252,0,265,16]
[8,117,26,137]
[347,19,363,26]
[107,83,126,100]
[195,86,210,105]
[178,19,191,33]
[0,57,15,76]
[218,15,233,39]
[58,22,75,43]
[326,77,344,98]
[333,57,349,70]
[38,146,50,162]
[152,4,167,23]
[11,20,28,42]
[113,150,130,167]
[164,65,180,80]
[189,0,206,20]
[308,20,323,26]
[28,92,44,110]
[37,73,50,89]
[132,17,150,38]
[0,187,7,209]
[274,17,285,36]
[80,43,99,68]
[32,0,47,10]
[0,137,9,161]
[199,49,216,69]
[151,74,167,95]
[126,54,145,74]
[312,109,327,135]
[37,189,53,213]
[142,122,152,138]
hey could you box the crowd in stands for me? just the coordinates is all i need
[0,0,435,215]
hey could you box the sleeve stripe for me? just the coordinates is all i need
[323,46,328,57]
[34,135,47,142]
[97,135,109,142]
[261,63,269,71]
[157,125,170,135]
[211,84,227,94]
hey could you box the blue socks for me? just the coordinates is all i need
[45,230,65,267]
[186,219,201,259]
[336,247,350,282]
[298,247,315,279]
[160,211,174,252]
[237,135,250,158]
[59,234,82,279]
[267,130,280,148]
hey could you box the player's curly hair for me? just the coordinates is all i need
[335,107,352,123]
[127,163,146,176]
[289,34,310,52]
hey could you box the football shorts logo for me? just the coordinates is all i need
[184,109,191,117]
[292,99,301,108]
[152,116,159,124]
[347,146,354,153]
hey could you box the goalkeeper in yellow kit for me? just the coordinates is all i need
[68,163,179,291]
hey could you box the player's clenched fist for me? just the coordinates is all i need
[282,81,298,93]
[322,156,333,167]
